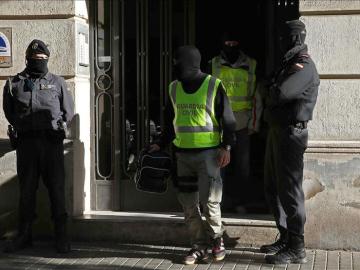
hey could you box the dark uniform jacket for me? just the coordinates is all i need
[264,45,320,126]
[3,71,74,133]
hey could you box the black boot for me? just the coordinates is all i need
[54,220,71,253]
[3,222,33,253]
[260,231,288,254]
[265,234,307,264]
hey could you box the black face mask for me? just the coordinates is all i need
[26,58,49,77]
[222,44,240,63]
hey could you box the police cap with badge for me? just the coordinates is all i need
[26,39,50,58]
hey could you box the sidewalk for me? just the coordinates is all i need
[0,241,359,270]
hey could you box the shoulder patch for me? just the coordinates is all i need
[299,54,310,58]
[287,62,304,74]
[296,54,310,64]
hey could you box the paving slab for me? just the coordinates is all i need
[0,242,358,270]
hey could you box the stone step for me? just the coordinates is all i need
[71,211,278,248]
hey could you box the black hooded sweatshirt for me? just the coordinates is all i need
[159,46,236,151]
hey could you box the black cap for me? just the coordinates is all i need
[285,20,306,36]
[25,39,50,58]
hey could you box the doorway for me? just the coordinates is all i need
[89,0,300,214]
[90,0,195,211]
[194,0,299,215]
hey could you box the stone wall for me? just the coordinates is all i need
[1,0,360,251]
[300,0,360,249]
[0,0,75,17]
[308,80,360,140]
[300,0,360,13]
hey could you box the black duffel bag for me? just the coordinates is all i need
[134,149,172,194]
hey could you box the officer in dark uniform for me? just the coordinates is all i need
[259,20,320,264]
[2,39,74,253]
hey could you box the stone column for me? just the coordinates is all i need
[300,0,360,249]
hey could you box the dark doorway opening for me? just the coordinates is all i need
[194,0,299,215]
[90,0,300,213]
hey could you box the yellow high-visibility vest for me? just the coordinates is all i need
[212,56,256,112]
[169,75,221,148]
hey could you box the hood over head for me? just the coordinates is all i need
[173,45,202,82]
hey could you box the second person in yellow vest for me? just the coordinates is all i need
[208,31,263,213]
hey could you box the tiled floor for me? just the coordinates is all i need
[0,242,358,270]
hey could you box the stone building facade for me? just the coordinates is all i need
[0,0,359,250]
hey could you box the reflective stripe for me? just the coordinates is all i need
[169,75,220,148]
[212,56,256,112]
[175,125,220,133]
[247,58,256,97]
[228,96,253,102]
[170,80,177,104]
[205,76,216,128]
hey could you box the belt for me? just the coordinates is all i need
[293,121,308,129]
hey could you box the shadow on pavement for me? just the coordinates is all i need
[0,241,270,269]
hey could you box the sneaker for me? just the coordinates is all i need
[183,248,208,265]
[260,238,287,254]
[212,237,226,261]
[265,246,307,264]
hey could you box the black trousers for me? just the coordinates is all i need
[16,131,67,224]
[264,125,308,236]
[222,128,250,205]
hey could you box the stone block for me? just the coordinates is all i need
[0,19,76,77]
[300,0,360,13]
[301,15,360,75]
[0,0,75,17]
[72,76,91,212]
[75,0,89,20]
[304,152,360,250]
[308,79,360,140]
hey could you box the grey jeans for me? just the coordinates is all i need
[176,149,224,249]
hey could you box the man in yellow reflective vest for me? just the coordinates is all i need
[208,31,263,213]
[149,46,236,265]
